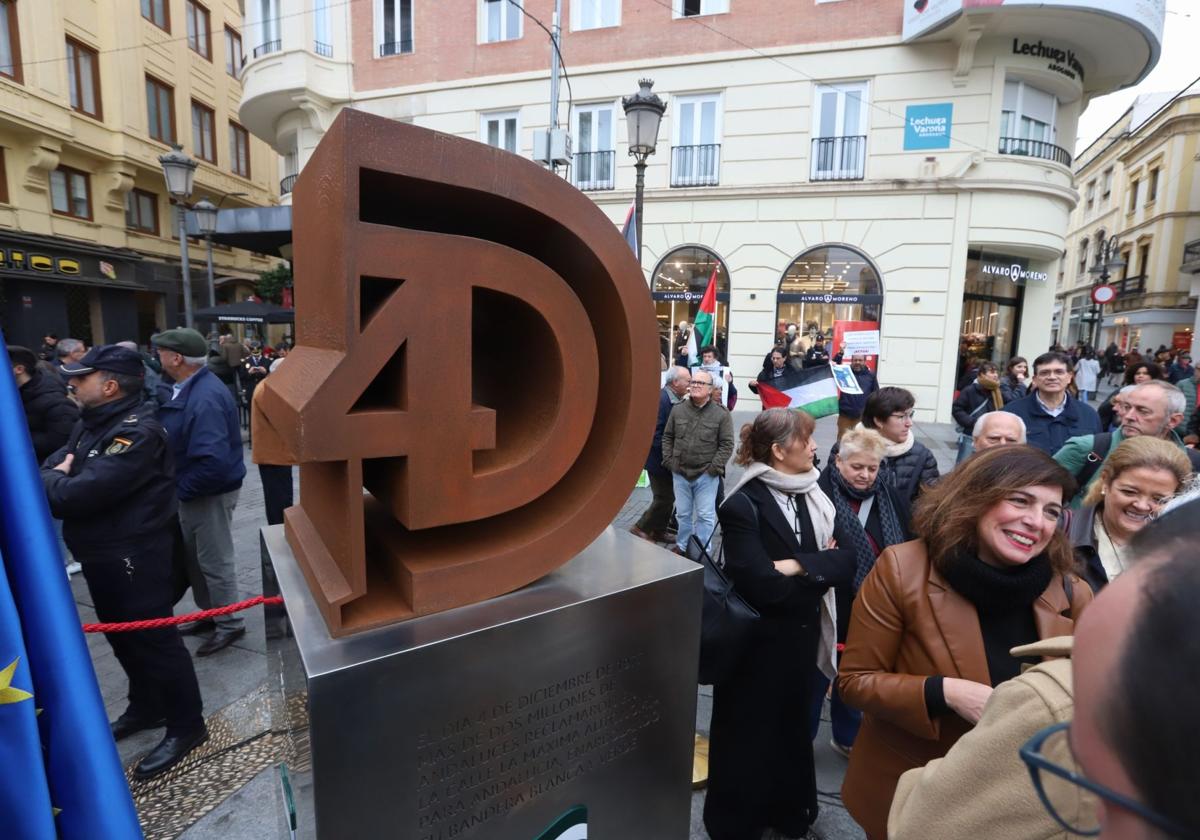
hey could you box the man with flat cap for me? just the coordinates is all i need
[41,344,207,778]
[153,327,247,655]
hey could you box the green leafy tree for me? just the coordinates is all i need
[256,263,292,304]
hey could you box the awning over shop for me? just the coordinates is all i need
[194,299,294,324]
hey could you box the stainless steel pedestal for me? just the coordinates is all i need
[262,524,702,839]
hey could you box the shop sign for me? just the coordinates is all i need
[652,291,730,302]
[980,258,1048,285]
[784,293,876,304]
[904,104,953,150]
[1011,38,1085,82]
[0,248,81,276]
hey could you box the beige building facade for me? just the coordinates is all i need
[1059,89,1200,356]
[240,0,1163,422]
[0,0,281,350]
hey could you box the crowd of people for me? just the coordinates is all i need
[634,335,1200,839]
[8,327,294,781]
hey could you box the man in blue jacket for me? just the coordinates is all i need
[1002,350,1101,456]
[832,352,879,441]
[154,328,247,656]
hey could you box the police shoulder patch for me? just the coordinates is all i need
[106,437,134,455]
[122,414,139,425]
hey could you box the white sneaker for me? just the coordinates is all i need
[66,562,82,575]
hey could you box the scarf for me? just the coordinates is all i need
[940,548,1052,615]
[829,468,907,589]
[978,376,1004,411]
[727,461,839,680]
[882,429,915,458]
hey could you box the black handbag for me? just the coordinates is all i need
[687,529,760,686]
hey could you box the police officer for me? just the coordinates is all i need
[41,345,207,779]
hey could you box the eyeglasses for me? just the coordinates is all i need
[1036,368,1070,378]
[690,382,713,389]
[1020,721,1191,837]
[889,411,915,420]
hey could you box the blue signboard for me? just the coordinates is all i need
[904,103,953,150]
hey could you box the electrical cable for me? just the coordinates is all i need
[504,0,573,129]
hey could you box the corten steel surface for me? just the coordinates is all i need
[253,109,659,636]
[263,524,702,839]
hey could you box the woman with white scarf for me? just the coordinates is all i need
[830,386,940,504]
[702,408,855,840]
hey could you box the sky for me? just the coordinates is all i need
[1074,0,1200,155]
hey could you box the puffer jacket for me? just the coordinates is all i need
[19,369,80,462]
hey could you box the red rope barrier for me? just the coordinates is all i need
[82,595,283,633]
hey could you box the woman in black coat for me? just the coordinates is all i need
[832,387,939,504]
[704,408,855,840]
[951,361,1003,463]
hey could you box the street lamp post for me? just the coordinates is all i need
[193,197,218,309]
[622,79,666,268]
[1088,233,1126,349]
[158,144,199,328]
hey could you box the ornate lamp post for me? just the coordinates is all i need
[193,197,219,309]
[158,144,199,328]
[622,79,666,268]
[1088,233,1126,349]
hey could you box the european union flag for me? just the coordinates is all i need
[0,339,141,838]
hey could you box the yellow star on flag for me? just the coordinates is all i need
[0,658,33,704]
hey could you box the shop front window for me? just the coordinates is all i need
[652,246,730,361]
[959,249,1041,383]
[775,245,882,358]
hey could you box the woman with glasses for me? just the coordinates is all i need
[840,386,939,504]
[703,408,854,840]
[814,427,912,757]
[1066,436,1190,592]
[836,446,1092,839]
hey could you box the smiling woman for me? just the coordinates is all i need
[836,446,1093,839]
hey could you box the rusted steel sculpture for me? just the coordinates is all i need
[253,110,659,637]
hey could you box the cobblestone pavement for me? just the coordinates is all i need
[75,411,959,839]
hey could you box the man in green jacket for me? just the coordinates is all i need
[661,369,734,555]
[1054,381,1200,505]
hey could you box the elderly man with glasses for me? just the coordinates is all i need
[1002,351,1102,456]
[660,369,734,556]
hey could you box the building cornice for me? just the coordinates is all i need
[1118,112,1200,165]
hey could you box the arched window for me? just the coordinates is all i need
[775,245,882,353]
[652,246,731,360]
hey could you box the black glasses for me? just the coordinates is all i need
[1020,721,1191,837]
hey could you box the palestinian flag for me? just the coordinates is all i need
[534,805,588,840]
[693,267,718,348]
[620,201,637,254]
[755,364,839,418]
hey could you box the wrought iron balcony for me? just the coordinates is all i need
[670,144,720,188]
[379,40,413,57]
[252,40,281,59]
[314,41,333,58]
[810,135,866,181]
[998,136,1072,167]
[280,174,298,195]
[1113,274,1146,297]
[573,150,615,191]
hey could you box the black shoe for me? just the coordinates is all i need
[110,713,167,742]
[178,619,216,636]
[132,726,208,779]
[195,626,246,656]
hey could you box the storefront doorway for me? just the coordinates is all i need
[651,246,730,360]
[958,250,1028,385]
[775,245,883,359]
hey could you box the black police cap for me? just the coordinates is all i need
[60,345,145,378]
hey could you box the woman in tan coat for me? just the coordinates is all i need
[836,446,1092,839]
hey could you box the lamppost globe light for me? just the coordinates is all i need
[193,197,219,236]
[158,144,198,200]
[622,78,666,159]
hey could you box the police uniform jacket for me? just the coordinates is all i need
[41,394,178,553]
[157,365,246,501]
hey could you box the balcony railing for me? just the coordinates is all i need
[811,135,866,181]
[670,144,720,188]
[998,136,1072,167]
[253,40,281,59]
[314,41,333,58]
[379,40,413,57]
[280,174,298,195]
[1113,274,1146,298]
[573,150,615,191]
